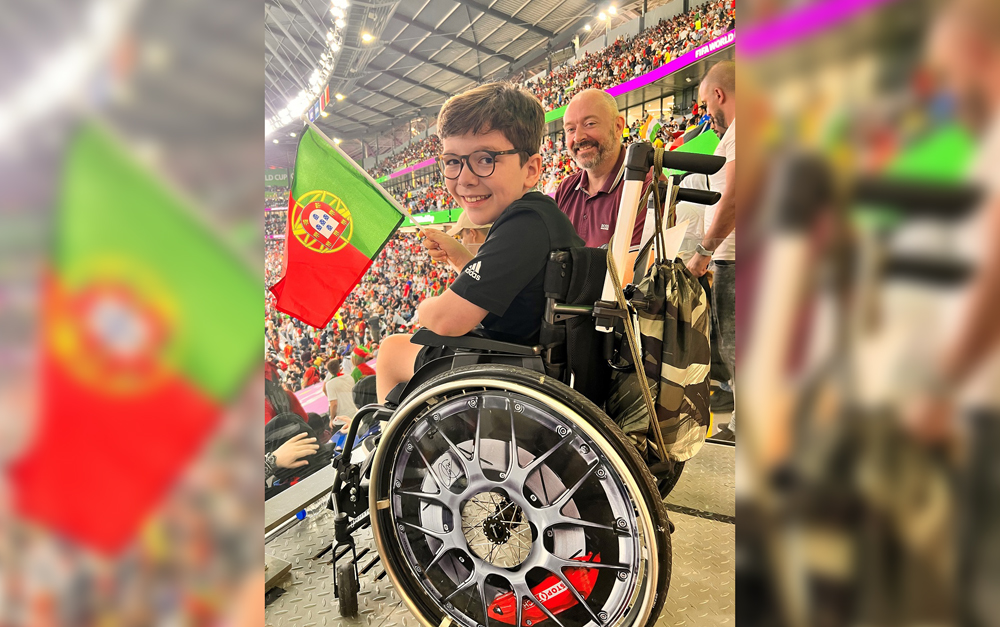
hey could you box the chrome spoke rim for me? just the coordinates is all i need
[388,389,648,627]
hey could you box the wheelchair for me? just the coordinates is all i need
[327,143,725,626]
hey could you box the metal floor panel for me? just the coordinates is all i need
[666,442,736,520]
[265,444,735,627]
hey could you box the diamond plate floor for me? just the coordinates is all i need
[265,443,734,627]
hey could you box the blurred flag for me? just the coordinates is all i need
[7,124,259,554]
[269,124,405,327]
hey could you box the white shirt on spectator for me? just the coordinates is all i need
[705,118,736,261]
[325,374,358,419]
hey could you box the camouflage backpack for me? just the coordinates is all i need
[605,180,712,463]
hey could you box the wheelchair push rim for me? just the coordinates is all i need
[371,371,665,627]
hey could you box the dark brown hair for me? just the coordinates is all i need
[437,82,544,165]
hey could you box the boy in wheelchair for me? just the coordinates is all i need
[375,82,584,404]
[330,83,724,627]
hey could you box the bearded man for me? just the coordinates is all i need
[555,89,652,248]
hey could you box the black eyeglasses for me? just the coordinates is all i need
[436,149,527,180]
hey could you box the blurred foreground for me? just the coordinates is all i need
[0,0,262,624]
[739,0,1000,625]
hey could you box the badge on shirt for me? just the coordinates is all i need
[464,260,482,281]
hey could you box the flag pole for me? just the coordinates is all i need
[303,118,410,219]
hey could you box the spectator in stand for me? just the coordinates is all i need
[556,89,651,248]
[264,360,309,424]
[301,352,322,388]
[446,211,493,255]
[324,357,357,421]
[350,347,375,382]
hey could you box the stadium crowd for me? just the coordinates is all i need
[370,134,442,178]
[532,0,733,111]
[265,185,286,206]
[265,210,286,238]
[398,180,459,214]
[364,0,732,177]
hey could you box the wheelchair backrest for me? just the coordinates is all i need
[541,248,612,407]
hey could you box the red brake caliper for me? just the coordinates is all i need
[487,553,601,626]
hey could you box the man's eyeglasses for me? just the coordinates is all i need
[436,149,527,180]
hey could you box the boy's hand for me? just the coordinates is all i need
[420,228,473,270]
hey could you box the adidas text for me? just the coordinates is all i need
[464,261,482,281]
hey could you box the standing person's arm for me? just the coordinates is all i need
[687,157,736,277]
[909,195,1000,441]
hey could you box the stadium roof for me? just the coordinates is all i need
[265,0,622,144]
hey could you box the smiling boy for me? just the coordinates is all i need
[375,83,584,403]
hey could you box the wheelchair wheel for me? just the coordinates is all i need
[370,365,671,627]
[336,561,359,617]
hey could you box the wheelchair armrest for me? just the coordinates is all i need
[410,328,540,356]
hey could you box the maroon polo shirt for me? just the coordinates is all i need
[554,144,652,248]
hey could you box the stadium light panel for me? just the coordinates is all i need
[321,110,330,117]
[609,5,616,14]
[335,93,345,100]
[584,24,591,31]
[273,139,279,143]
[362,33,373,42]
[335,18,345,28]
[598,12,606,20]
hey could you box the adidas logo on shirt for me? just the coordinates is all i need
[464,260,482,281]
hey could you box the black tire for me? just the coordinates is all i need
[656,461,686,500]
[337,561,359,618]
[370,364,671,627]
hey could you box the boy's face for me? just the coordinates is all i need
[440,130,541,226]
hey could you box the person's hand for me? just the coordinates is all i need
[903,393,956,446]
[686,252,712,277]
[420,228,469,267]
[336,415,352,433]
[330,414,353,434]
[273,433,319,469]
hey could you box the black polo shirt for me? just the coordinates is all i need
[450,191,584,344]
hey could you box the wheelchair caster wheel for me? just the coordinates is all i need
[337,562,359,618]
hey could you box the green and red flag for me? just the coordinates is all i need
[269,124,406,327]
[8,124,259,554]
[665,124,720,177]
[668,120,711,151]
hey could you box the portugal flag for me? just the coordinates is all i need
[8,124,259,554]
[269,125,405,327]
